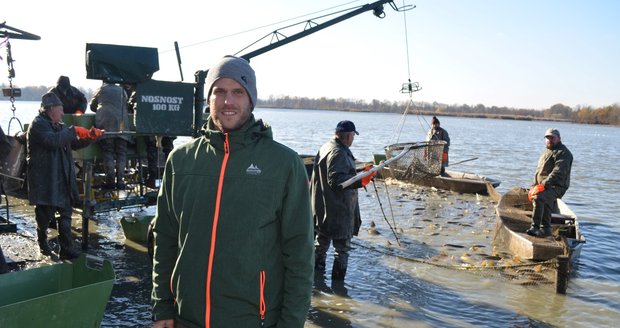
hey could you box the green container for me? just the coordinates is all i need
[373,153,387,165]
[134,80,195,136]
[63,114,103,161]
[63,113,148,160]
[120,214,154,243]
[0,255,115,327]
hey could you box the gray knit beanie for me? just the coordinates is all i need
[205,56,257,109]
[41,92,63,108]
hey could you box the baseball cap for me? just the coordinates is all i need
[335,120,359,135]
[544,128,560,138]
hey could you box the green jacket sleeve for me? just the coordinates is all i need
[151,159,180,321]
[277,156,314,327]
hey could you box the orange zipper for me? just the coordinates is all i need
[205,133,230,328]
[259,270,266,325]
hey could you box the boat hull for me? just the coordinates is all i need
[494,187,585,261]
[379,167,500,195]
[120,214,154,243]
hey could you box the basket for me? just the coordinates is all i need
[384,141,446,179]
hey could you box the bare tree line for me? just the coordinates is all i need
[259,95,620,125]
[3,85,618,125]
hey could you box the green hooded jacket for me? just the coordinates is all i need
[533,141,573,198]
[151,115,314,328]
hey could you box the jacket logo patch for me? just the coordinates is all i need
[246,163,262,175]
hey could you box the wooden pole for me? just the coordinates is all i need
[556,255,569,294]
[81,161,93,250]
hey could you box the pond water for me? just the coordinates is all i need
[2,101,619,327]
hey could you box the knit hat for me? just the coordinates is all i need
[41,92,63,108]
[431,116,440,125]
[57,75,71,90]
[205,56,257,109]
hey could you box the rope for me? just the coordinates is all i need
[387,1,422,145]
[371,179,401,246]
[401,0,412,83]
[383,179,398,234]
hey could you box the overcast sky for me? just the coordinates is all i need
[3,0,619,109]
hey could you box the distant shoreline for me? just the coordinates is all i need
[258,106,575,123]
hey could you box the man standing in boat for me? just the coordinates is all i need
[48,75,88,114]
[311,120,375,281]
[526,128,573,237]
[26,92,102,259]
[426,116,450,176]
[89,81,131,190]
[151,56,314,328]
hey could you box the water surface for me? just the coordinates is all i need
[2,102,619,327]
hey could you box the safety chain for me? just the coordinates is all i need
[4,39,23,134]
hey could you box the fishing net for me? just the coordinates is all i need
[352,238,562,288]
[384,141,446,179]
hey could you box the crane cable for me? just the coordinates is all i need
[376,1,422,244]
[389,0,420,145]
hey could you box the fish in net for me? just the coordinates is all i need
[383,141,446,180]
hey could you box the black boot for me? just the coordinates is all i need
[36,223,53,256]
[526,225,551,238]
[315,253,326,272]
[58,217,80,260]
[331,259,347,281]
[38,241,53,256]
[0,246,8,274]
[60,248,81,260]
[527,199,546,236]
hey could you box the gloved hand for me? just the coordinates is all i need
[75,126,104,140]
[528,184,545,202]
[89,126,104,139]
[75,126,91,140]
[361,166,377,187]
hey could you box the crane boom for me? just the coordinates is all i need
[239,0,395,61]
[193,0,397,135]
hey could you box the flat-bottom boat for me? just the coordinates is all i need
[379,168,501,195]
[494,187,585,262]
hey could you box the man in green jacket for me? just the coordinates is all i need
[526,128,573,237]
[151,56,314,328]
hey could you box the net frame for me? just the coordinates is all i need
[384,141,446,179]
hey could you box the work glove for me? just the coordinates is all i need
[361,166,377,187]
[528,184,545,202]
[75,126,104,140]
[89,126,104,139]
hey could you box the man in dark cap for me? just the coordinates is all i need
[526,128,573,237]
[26,92,103,259]
[151,56,314,328]
[426,116,450,175]
[49,75,88,114]
[311,120,375,281]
